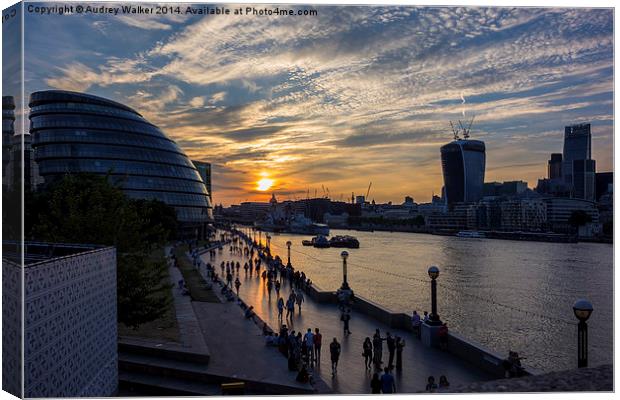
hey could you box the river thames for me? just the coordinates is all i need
[262,229,613,373]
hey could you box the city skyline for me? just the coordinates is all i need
[10,4,614,206]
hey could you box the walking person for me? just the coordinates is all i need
[226,271,233,288]
[330,338,341,376]
[234,277,241,295]
[277,297,284,320]
[386,332,396,369]
[363,337,373,369]
[395,336,405,370]
[341,309,352,335]
[296,291,305,313]
[304,328,315,365]
[275,280,281,296]
[313,328,322,363]
[370,372,381,394]
[372,329,385,367]
[286,296,295,319]
[380,367,396,394]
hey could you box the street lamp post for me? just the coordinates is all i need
[286,240,292,268]
[573,299,593,368]
[428,266,441,325]
[340,251,349,289]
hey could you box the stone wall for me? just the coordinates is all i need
[2,258,22,397]
[23,246,118,397]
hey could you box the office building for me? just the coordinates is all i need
[3,95,14,185]
[563,123,591,183]
[595,172,613,201]
[440,138,486,205]
[29,90,213,238]
[548,153,562,180]
[572,159,596,201]
[193,160,212,202]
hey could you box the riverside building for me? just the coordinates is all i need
[28,90,213,238]
[440,138,486,206]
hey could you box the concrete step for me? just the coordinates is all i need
[118,336,210,364]
[118,351,315,395]
[118,370,226,396]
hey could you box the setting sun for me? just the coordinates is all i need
[257,178,274,191]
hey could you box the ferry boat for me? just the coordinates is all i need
[329,235,360,248]
[456,230,486,238]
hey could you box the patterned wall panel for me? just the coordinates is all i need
[2,258,22,398]
[23,247,118,398]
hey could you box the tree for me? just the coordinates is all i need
[29,173,178,327]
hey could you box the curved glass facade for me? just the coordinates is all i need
[440,139,485,206]
[30,90,213,233]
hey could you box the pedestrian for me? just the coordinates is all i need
[411,310,421,339]
[286,296,295,318]
[234,277,241,295]
[330,338,341,376]
[380,367,396,394]
[244,262,249,274]
[261,270,267,281]
[372,329,385,366]
[386,332,395,368]
[363,337,373,369]
[277,297,284,319]
[425,376,437,392]
[438,375,450,390]
[314,328,322,362]
[296,291,305,313]
[370,372,381,394]
[226,272,233,288]
[304,328,315,364]
[423,311,429,323]
[275,280,281,295]
[438,323,449,351]
[395,336,405,370]
[341,309,352,335]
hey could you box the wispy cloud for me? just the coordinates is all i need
[24,5,613,205]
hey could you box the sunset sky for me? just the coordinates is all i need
[13,4,614,206]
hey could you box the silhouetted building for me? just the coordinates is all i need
[483,181,528,197]
[572,159,596,201]
[193,161,212,202]
[29,90,212,238]
[563,123,591,184]
[440,139,485,206]
[548,153,562,180]
[2,96,14,186]
[595,172,613,201]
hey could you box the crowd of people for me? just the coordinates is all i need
[181,230,519,394]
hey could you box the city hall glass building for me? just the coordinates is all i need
[440,139,486,206]
[29,90,213,237]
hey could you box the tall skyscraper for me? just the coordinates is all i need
[2,96,15,186]
[548,153,562,180]
[440,137,486,206]
[562,123,591,184]
[562,123,595,201]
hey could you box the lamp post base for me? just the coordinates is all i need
[421,322,442,348]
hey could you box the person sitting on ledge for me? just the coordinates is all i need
[245,306,256,321]
[438,323,449,351]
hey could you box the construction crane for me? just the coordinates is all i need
[366,182,372,199]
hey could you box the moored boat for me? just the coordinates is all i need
[329,235,360,248]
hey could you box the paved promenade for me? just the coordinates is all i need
[200,239,493,394]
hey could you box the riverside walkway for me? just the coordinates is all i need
[199,239,493,394]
